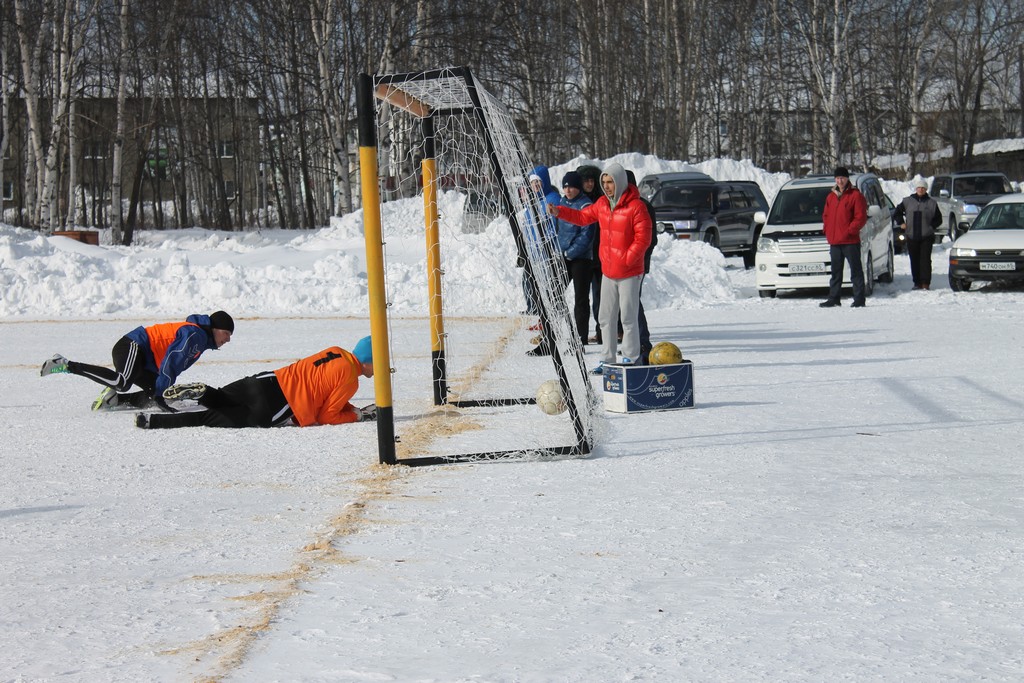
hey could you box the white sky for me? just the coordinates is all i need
[2,155,1023,682]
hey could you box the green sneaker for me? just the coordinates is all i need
[40,354,69,376]
[91,387,119,411]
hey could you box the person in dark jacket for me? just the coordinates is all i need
[893,178,942,290]
[820,167,868,308]
[40,311,235,411]
[577,164,604,344]
[556,171,597,344]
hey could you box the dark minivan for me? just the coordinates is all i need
[641,173,769,268]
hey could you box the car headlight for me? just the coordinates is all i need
[671,220,698,232]
[951,247,977,257]
[962,204,980,214]
[757,236,781,254]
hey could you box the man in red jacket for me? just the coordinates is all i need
[550,162,651,373]
[820,167,868,308]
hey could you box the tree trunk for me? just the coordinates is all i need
[110,0,129,244]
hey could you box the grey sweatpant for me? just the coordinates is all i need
[598,273,644,364]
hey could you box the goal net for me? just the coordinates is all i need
[356,66,601,466]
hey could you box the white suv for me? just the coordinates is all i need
[754,173,895,298]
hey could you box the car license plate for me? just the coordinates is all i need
[790,263,827,274]
[980,262,1015,271]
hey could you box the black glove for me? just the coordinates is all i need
[357,404,378,422]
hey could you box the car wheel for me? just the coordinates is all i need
[758,289,777,298]
[949,275,972,292]
[703,229,720,250]
[863,253,874,297]
[878,243,894,283]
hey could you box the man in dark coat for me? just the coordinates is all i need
[894,178,942,290]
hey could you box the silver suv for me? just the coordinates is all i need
[930,171,1013,242]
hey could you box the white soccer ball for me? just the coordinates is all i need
[535,379,567,415]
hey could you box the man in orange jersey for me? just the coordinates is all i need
[135,337,376,429]
[40,311,234,411]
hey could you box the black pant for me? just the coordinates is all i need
[637,278,651,352]
[564,258,593,342]
[828,243,865,302]
[67,336,157,406]
[906,238,932,287]
[147,372,293,429]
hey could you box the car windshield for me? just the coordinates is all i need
[952,176,1011,195]
[766,187,831,224]
[970,203,1024,231]
[651,186,712,209]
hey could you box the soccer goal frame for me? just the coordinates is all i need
[357,66,598,467]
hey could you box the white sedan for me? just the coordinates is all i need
[948,193,1024,292]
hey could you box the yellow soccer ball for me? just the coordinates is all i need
[649,341,683,365]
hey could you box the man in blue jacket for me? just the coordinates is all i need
[40,311,235,411]
[557,171,597,345]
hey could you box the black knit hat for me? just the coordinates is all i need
[209,310,234,332]
[562,171,583,190]
[833,166,850,178]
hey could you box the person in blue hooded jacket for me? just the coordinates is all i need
[532,165,563,208]
[520,167,561,320]
[40,311,235,411]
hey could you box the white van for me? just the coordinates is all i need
[754,173,895,298]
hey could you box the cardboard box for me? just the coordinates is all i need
[602,361,695,413]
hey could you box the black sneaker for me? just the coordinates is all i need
[525,345,551,357]
[819,299,841,308]
[162,382,207,402]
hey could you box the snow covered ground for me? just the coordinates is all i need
[2,156,1024,682]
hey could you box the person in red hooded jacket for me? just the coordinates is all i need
[549,162,651,374]
[821,167,868,308]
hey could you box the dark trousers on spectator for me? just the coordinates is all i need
[906,238,932,287]
[828,243,865,303]
[564,258,593,343]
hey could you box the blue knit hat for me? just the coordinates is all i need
[352,336,373,364]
